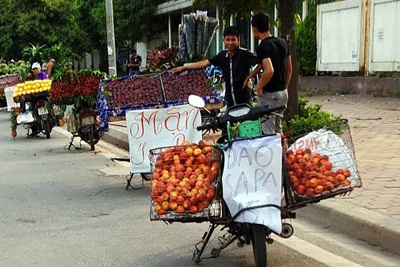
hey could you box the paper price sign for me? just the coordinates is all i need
[222,135,283,234]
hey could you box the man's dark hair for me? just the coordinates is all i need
[132,49,137,54]
[251,12,270,33]
[223,26,240,38]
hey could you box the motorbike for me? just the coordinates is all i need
[16,95,57,139]
[186,95,294,266]
[148,95,294,266]
[67,103,101,151]
[147,93,359,266]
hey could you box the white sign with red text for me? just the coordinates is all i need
[126,105,202,173]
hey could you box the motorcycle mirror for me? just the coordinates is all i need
[188,95,205,109]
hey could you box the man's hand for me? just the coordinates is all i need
[242,77,251,91]
[171,66,184,73]
[257,86,263,97]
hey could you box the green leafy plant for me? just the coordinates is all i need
[10,110,17,131]
[295,8,317,76]
[22,43,47,63]
[283,98,343,144]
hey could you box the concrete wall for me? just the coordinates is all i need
[298,76,400,96]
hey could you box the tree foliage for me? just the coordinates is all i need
[76,0,107,49]
[113,0,157,44]
[0,0,88,61]
[295,8,317,76]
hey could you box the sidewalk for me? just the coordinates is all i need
[103,94,400,256]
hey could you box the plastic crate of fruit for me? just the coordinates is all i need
[284,120,362,208]
[12,80,52,103]
[97,70,222,121]
[161,70,222,104]
[149,140,223,222]
[101,73,165,112]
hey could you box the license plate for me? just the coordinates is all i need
[82,116,95,125]
[38,107,48,116]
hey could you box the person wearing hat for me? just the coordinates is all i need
[23,62,49,136]
[30,62,48,80]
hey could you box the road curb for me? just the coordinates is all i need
[103,123,129,151]
[296,200,400,256]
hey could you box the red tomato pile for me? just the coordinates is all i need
[285,148,352,197]
[151,140,220,216]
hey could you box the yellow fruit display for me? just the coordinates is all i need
[13,79,52,98]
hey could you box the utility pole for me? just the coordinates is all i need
[105,0,117,77]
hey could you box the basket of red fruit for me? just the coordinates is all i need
[149,140,223,222]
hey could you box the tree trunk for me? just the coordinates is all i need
[278,0,299,120]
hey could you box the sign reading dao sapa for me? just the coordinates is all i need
[222,135,282,234]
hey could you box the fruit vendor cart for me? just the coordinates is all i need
[49,70,108,150]
[10,80,54,138]
[99,70,223,189]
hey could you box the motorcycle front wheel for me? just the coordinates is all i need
[251,224,267,267]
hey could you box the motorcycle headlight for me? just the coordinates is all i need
[227,106,251,117]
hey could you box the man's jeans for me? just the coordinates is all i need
[129,70,140,76]
[257,89,288,135]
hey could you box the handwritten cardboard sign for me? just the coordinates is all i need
[126,104,202,173]
[222,135,282,234]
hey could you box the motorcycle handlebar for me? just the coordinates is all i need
[196,104,287,131]
[196,121,218,131]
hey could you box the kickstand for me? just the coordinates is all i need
[125,173,144,190]
[110,158,145,190]
[192,224,218,263]
[67,133,81,150]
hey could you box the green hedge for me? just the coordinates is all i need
[295,9,317,76]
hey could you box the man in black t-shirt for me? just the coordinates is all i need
[128,49,142,76]
[172,26,258,108]
[246,12,292,135]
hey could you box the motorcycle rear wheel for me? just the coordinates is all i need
[88,130,95,151]
[43,120,51,139]
[251,224,267,267]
